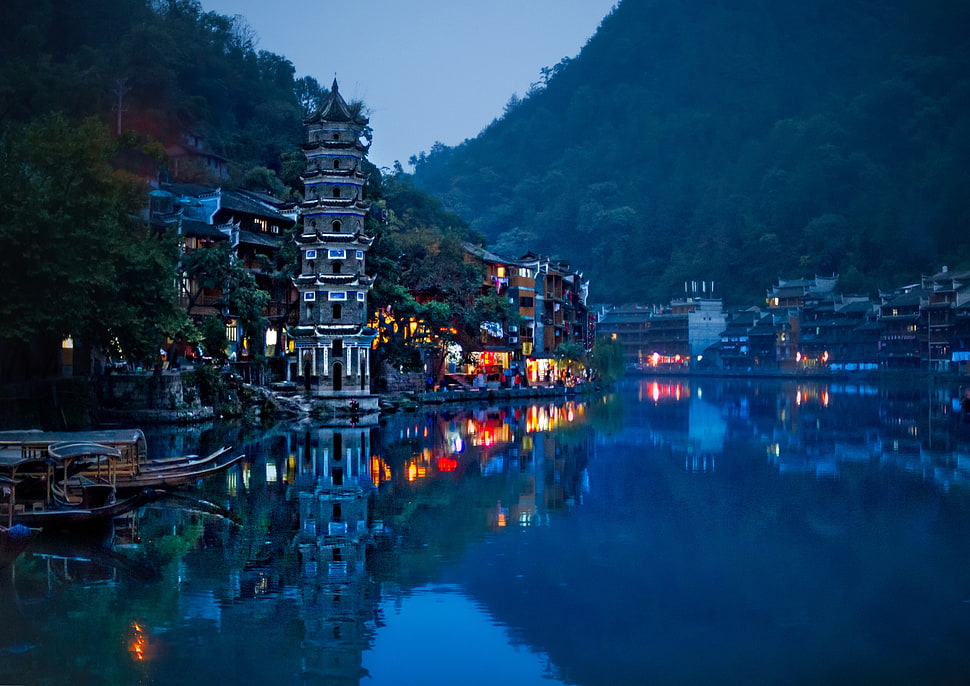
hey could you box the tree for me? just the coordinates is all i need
[553,341,587,379]
[589,336,626,384]
[0,114,184,373]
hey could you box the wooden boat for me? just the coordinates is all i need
[43,442,244,492]
[0,430,242,533]
[111,452,245,491]
[9,487,160,530]
[0,429,238,493]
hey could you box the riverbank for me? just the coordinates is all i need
[5,365,967,431]
[379,382,597,412]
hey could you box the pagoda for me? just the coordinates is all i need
[290,79,378,410]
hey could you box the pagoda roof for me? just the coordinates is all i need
[305,79,369,126]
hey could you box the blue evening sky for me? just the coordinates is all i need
[200,0,617,171]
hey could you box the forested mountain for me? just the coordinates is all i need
[0,0,316,188]
[410,0,970,304]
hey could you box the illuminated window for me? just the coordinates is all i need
[304,292,316,301]
[329,249,346,259]
[306,249,317,259]
[329,291,347,301]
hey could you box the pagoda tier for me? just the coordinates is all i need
[302,166,363,179]
[295,231,375,247]
[302,139,370,153]
[300,198,370,211]
[290,323,376,339]
[294,273,376,288]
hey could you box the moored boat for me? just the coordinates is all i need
[0,429,239,492]
[9,487,160,531]
[0,429,241,533]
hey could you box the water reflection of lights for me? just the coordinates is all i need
[370,455,392,487]
[388,401,588,487]
[437,457,458,472]
[639,382,688,404]
[129,621,148,662]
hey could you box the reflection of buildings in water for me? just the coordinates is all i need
[287,424,377,684]
[609,378,970,489]
[604,380,723,472]
[383,403,592,528]
[756,382,970,492]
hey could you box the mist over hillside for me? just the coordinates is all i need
[410,0,970,304]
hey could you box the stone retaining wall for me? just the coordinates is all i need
[95,371,213,423]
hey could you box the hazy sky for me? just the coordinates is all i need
[199,0,617,171]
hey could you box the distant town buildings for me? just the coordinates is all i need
[597,269,970,375]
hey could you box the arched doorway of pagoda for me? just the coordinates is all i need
[333,361,343,391]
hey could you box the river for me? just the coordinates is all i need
[2,376,970,686]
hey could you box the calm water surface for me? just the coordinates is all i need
[3,377,970,686]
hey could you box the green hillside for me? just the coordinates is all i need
[410,0,970,304]
[0,0,312,185]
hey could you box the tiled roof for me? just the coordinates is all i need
[305,79,369,126]
[182,219,229,240]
